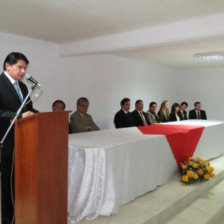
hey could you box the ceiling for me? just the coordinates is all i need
[1,0,224,67]
[113,36,224,67]
[1,0,224,43]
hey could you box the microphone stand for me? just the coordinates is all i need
[0,84,38,149]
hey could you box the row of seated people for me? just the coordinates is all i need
[52,98,207,133]
[114,99,207,128]
[52,97,99,134]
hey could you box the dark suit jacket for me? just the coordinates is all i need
[114,109,134,128]
[132,110,150,126]
[189,109,207,120]
[178,110,188,120]
[0,72,37,157]
[157,110,170,123]
[169,112,183,122]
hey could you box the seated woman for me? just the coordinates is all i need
[157,100,170,123]
[169,103,182,122]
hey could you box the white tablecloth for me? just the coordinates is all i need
[68,120,224,223]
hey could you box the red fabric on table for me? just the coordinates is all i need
[138,124,205,168]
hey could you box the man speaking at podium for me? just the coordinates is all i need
[0,52,38,224]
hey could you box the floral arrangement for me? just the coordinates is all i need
[181,157,215,184]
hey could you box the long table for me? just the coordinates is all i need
[67,120,224,224]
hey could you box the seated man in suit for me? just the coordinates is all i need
[132,99,150,126]
[52,100,66,112]
[189,102,207,120]
[70,97,100,133]
[52,100,71,133]
[114,98,134,128]
[146,101,160,124]
[178,101,188,120]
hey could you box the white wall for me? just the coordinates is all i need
[0,32,59,108]
[175,66,224,121]
[0,32,182,129]
[2,33,223,128]
[61,54,181,128]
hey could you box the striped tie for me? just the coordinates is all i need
[140,111,148,126]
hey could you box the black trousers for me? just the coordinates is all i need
[1,142,15,224]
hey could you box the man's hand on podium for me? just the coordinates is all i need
[22,111,34,118]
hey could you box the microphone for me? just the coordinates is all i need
[25,74,41,87]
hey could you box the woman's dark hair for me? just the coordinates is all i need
[171,103,180,113]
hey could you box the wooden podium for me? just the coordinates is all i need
[14,112,69,224]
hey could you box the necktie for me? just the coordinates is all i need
[13,82,23,103]
[197,111,201,119]
[140,111,148,126]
